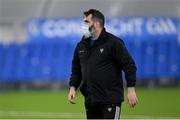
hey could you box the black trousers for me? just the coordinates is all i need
[85,103,121,119]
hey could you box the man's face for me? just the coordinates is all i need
[83,14,97,34]
[82,14,100,37]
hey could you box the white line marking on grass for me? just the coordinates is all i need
[0,111,85,118]
[122,115,180,119]
[0,111,179,119]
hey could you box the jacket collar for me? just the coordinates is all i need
[81,28,107,46]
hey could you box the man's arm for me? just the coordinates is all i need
[68,44,82,104]
[112,39,138,108]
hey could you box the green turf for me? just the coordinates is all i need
[0,88,179,119]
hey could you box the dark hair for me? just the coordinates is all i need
[84,9,105,28]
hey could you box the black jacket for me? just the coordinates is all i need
[69,28,137,105]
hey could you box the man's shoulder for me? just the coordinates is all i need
[75,37,86,50]
[106,32,125,46]
[75,42,83,49]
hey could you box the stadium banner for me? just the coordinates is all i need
[27,17,179,43]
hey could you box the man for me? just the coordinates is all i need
[68,9,138,119]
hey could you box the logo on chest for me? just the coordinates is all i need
[100,48,104,53]
[78,50,85,58]
[79,50,85,53]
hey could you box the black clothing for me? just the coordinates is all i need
[85,103,121,119]
[69,28,137,105]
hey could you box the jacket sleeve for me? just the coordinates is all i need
[112,39,137,87]
[69,44,82,90]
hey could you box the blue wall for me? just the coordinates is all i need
[0,17,180,81]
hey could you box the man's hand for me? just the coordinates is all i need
[127,87,138,108]
[68,86,76,104]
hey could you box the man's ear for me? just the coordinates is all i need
[95,21,101,28]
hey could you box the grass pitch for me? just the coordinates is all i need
[0,88,179,119]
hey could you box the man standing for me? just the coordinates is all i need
[68,9,138,119]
